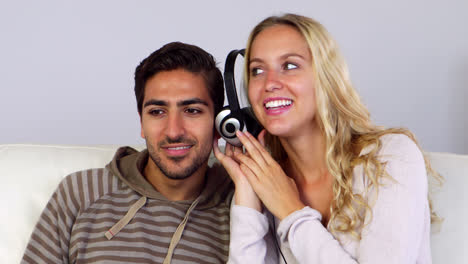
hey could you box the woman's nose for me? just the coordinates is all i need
[264,70,283,92]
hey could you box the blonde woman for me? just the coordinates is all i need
[214,14,440,263]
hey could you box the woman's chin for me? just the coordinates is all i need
[265,124,294,138]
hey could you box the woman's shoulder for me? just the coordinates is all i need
[355,133,426,188]
[377,133,425,164]
[353,133,428,198]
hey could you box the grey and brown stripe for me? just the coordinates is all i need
[21,167,232,264]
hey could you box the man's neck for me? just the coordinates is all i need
[143,159,207,201]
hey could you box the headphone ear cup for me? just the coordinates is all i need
[215,107,243,147]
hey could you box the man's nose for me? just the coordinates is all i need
[165,113,185,139]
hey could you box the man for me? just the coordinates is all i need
[21,42,233,264]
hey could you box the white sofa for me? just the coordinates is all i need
[0,144,466,263]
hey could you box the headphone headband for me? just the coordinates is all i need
[223,49,245,115]
[215,48,262,147]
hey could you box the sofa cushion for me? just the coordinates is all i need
[427,152,468,263]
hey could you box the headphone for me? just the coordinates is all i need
[215,49,263,147]
[216,50,286,263]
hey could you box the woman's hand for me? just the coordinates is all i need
[234,130,305,220]
[213,136,261,212]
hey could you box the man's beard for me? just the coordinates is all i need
[146,136,211,180]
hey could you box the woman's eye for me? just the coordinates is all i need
[251,67,264,76]
[284,63,298,70]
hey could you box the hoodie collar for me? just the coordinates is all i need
[106,146,233,209]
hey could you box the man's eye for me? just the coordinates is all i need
[284,62,298,70]
[185,108,201,114]
[251,67,264,76]
[149,109,164,115]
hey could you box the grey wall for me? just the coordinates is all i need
[1,0,467,154]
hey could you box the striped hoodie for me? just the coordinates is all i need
[21,147,234,264]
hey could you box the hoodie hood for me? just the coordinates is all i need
[106,146,233,209]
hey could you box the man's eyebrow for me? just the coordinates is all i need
[143,98,209,108]
[143,99,167,108]
[177,98,209,107]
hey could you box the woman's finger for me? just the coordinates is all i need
[234,151,266,182]
[212,137,224,159]
[225,143,234,157]
[257,129,267,147]
[239,163,261,188]
[236,131,268,169]
[243,131,276,165]
[213,138,244,183]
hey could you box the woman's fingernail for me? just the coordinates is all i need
[236,130,244,137]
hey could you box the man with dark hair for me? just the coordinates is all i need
[135,42,225,116]
[21,42,233,264]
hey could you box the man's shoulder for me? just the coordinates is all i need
[63,167,114,184]
[207,162,233,189]
[199,163,234,209]
[56,167,124,207]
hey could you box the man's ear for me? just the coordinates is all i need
[213,121,222,140]
[213,127,221,140]
[139,113,145,139]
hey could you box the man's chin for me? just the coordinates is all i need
[148,147,211,181]
[158,158,203,180]
[161,165,197,180]
[167,156,186,163]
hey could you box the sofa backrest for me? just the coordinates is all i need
[0,144,141,263]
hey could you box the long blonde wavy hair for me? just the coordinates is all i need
[244,13,442,238]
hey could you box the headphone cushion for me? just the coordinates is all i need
[215,107,243,147]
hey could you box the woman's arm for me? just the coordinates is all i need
[214,134,277,263]
[228,205,279,264]
[213,136,262,211]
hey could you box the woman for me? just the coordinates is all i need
[213,14,441,263]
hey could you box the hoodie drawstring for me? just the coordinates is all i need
[104,195,201,264]
[163,196,201,264]
[104,196,147,240]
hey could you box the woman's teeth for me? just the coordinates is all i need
[265,99,292,109]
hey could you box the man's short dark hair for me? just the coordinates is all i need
[134,42,224,116]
